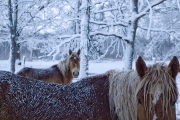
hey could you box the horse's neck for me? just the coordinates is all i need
[57,58,73,83]
[64,70,73,83]
[57,58,68,75]
[108,70,140,120]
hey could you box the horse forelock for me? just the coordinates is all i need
[136,63,178,119]
[108,63,178,120]
[71,52,80,59]
[108,69,140,120]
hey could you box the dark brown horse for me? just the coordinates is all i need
[0,56,178,120]
[16,49,80,84]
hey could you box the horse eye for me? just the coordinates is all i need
[172,101,176,106]
[138,99,142,104]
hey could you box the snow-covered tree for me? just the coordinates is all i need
[7,0,19,73]
[1,0,180,75]
[89,0,167,70]
[0,0,61,72]
[79,0,90,78]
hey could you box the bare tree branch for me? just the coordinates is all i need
[136,0,166,19]
[90,20,128,27]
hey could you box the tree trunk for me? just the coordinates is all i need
[75,0,80,34]
[124,0,138,70]
[10,37,16,73]
[79,0,90,78]
[8,0,18,73]
[16,42,20,60]
[124,0,165,70]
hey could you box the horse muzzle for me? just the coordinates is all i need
[72,70,79,78]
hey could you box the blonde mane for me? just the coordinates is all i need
[108,63,178,120]
[136,63,178,119]
[57,56,70,77]
[108,69,140,120]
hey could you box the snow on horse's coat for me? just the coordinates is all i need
[0,56,178,120]
[0,71,112,120]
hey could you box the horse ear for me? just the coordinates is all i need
[136,56,147,78]
[77,49,81,56]
[168,56,179,79]
[69,49,72,55]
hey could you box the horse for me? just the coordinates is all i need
[108,56,179,120]
[16,49,80,84]
[0,56,178,120]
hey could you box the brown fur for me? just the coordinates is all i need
[108,56,179,120]
[0,71,113,120]
[136,56,179,120]
[0,56,178,120]
[136,56,147,78]
[16,49,80,84]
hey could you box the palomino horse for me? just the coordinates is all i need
[0,56,178,120]
[16,49,80,84]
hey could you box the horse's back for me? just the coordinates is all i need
[16,67,30,76]
[16,65,63,83]
[0,71,113,120]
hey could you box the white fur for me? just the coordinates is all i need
[152,84,162,105]
[152,84,162,120]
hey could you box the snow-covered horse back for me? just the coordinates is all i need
[0,71,112,120]
[0,56,178,120]
[16,49,80,84]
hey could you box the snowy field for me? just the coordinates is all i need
[0,59,180,119]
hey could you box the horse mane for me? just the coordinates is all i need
[108,62,178,120]
[57,56,70,77]
[108,69,140,120]
[135,63,178,119]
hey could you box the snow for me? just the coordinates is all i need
[79,0,89,78]
[0,70,101,119]
[1,59,180,119]
[145,0,153,38]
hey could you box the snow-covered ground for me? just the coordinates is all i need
[0,59,180,119]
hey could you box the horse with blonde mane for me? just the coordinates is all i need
[109,56,179,120]
[16,49,80,84]
[0,56,178,119]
